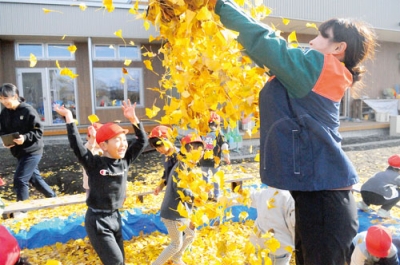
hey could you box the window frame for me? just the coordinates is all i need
[92,44,141,61]
[93,67,144,109]
[15,42,75,60]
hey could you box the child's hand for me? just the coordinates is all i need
[122,99,139,124]
[54,104,74,123]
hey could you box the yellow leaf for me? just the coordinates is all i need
[45,260,62,265]
[79,3,87,11]
[42,8,63,14]
[306,22,319,31]
[60,67,79,79]
[29,53,37,67]
[88,114,100,124]
[288,31,298,48]
[144,20,150,31]
[176,201,189,218]
[266,197,275,209]
[284,246,293,253]
[103,0,115,12]
[55,60,61,69]
[124,60,132,66]
[120,77,125,84]
[143,60,153,71]
[61,35,67,40]
[196,6,211,21]
[282,18,290,25]
[114,29,123,38]
[67,45,77,53]
[145,105,160,119]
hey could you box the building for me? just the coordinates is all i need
[0,0,399,135]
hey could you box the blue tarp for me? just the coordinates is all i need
[7,204,399,249]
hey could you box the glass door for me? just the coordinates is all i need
[16,68,78,125]
[16,69,46,123]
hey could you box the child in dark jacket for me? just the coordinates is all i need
[148,125,178,196]
[54,100,147,265]
[152,134,204,265]
[357,154,400,219]
[199,111,230,201]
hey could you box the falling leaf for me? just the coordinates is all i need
[288,31,298,48]
[103,0,115,12]
[124,60,132,66]
[79,3,87,11]
[29,54,37,67]
[145,105,160,119]
[306,22,319,31]
[143,60,153,71]
[42,8,63,14]
[88,114,100,124]
[67,45,77,53]
[282,18,290,25]
[60,67,79,79]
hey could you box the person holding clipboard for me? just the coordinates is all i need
[0,83,55,212]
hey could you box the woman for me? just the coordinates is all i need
[0,83,55,204]
[210,1,377,264]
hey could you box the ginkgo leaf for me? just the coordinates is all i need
[114,29,126,45]
[61,35,67,40]
[288,31,298,48]
[29,53,37,67]
[282,18,290,25]
[103,0,115,12]
[145,105,160,119]
[42,8,63,14]
[120,77,125,84]
[67,45,77,53]
[55,60,61,69]
[88,114,100,124]
[124,60,132,66]
[79,3,87,11]
[306,22,319,31]
[143,60,153,71]
[60,67,79,79]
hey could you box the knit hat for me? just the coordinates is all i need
[366,225,392,258]
[96,123,128,144]
[149,125,172,140]
[388,154,400,168]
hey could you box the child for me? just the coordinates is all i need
[357,154,400,218]
[231,186,295,265]
[148,125,178,195]
[199,111,230,201]
[152,134,204,265]
[348,225,399,265]
[0,83,56,204]
[82,122,103,197]
[54,100,148,265]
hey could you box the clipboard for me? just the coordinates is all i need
[1,132,19,147]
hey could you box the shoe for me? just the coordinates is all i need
[377,208,391,219]
[12,211,28,219]
[357,201,370,211]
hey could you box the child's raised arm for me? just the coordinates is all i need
[121,99,139,125]
[53,104,74,124]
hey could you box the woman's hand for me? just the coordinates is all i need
[53,104,74,124]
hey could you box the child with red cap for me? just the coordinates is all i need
[152,134,204,265]
[148,125,178,195]
[54,100,148,265]
[349,225,399,265]
[199,111,230,201]
[357,154,400,218]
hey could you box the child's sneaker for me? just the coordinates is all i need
[377,208,391,219]
[357,201,370,211]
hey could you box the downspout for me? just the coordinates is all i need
[88,37,95,115]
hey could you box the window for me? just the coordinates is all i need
[94,68,143,108]
[17,44,44,58]
[16,43,75,60]
[47,44,73,59]
[93,44,140,61]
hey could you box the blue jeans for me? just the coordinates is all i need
[14,154,56,201]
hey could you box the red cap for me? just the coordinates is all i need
[388,154,400,168]
[181,134,204,147]
[366,225,392,258]
[96,123,128,144]
[209,111,221,124]
[0,178,5,186]
[149,125,172,140]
